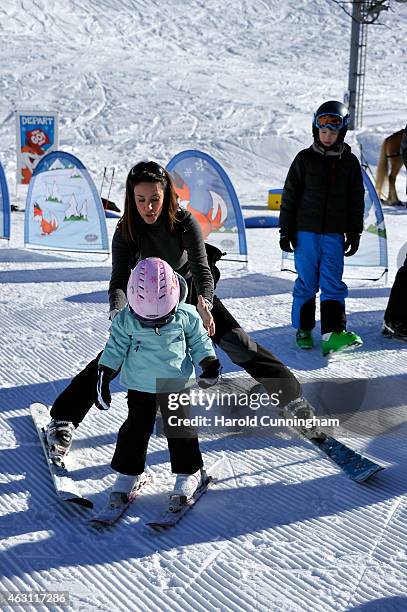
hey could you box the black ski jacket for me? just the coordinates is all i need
[279,143,365,236]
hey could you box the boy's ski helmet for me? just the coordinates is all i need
[312,100,350,143]
[127,257,180,325]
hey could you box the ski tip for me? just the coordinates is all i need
[67,497,94,509]
[89,519,109,530]
[30,402,50,413]
[146,522,172,531]
[351,465,385,483]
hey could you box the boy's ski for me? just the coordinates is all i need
[30,403,93,508]
[308,433,384,482]
[146,458,224,531]
[90,472,152,527]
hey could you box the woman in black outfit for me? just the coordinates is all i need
[46,161,301,451]
[382,254,407,340]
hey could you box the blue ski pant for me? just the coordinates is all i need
[292,231,348,334]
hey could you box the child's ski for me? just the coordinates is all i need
[146,475,213,530]
[146,457,224,531]
[30,403,93,508]
[89,473,152,527]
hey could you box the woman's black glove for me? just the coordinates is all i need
[198,357,222,389]
[96,366,116,410]
[279,233,296,253]
[344,233,361,257]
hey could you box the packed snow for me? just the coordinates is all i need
[1,1,407,610]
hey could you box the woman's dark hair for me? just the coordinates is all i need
[120,161,179,242]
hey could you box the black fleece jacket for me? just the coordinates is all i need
[279,142,365,236]
[109,209,214,312]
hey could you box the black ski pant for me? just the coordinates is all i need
[299,297,347,335]
[384,255,407,326]
[50,295,302,427]
[111,390,203,476]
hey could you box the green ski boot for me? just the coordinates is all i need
[321,331,363,357]
[296,329,314,349]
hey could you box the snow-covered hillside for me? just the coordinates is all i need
[1,1,407,610]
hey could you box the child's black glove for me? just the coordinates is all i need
[198,357,222,389]
[279,233,296,253]
[344,233,360,257]
[96,366,116,410]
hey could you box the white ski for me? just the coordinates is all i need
[30,403,93,508]
[146,457,224,531]
[90,472,152,527]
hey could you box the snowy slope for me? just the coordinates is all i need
[1,1,407,611]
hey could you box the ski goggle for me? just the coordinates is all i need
[314,113,347,131]
[129,161,166,182]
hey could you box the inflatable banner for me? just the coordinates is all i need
[24,151,109,253]
[0,160,11,240]
[166,150,248,261]
[282,168,388,280]
[16,110,58,185]
[245,215,279,228]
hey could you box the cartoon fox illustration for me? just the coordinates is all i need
[33,202,43,219]
[187,190,227,238]
[172,171,227,239]
[32,202,59,235]
[40,213,59,235]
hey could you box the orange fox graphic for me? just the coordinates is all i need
[172,172,227,239]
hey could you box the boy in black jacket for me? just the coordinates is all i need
[279,101,365,356]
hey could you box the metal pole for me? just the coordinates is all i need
[347,0,362,130]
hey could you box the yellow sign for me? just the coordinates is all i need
[268,189,283,210]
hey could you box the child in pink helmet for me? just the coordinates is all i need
[96,257,220,512]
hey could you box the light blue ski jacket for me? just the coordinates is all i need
[99,275,215,393]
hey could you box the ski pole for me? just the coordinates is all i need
[100,167,107,196]
[106,167,115,202]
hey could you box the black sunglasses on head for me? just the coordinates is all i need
[130,161,166,180]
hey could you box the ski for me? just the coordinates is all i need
[30,403,93,508]
[146,476,212,530]
[308,433,384,482]
[146,458,224,531]
[90,472,152,527]
[382,322,407,342]
[280,397,384,483]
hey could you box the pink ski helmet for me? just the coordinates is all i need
[127,257,180,325]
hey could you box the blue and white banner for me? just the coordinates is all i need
[353,168,388,273]
[282,168,388,280]
[167,150,248,261]
[0,160,11,240]
[24,151,109,253]
[16,110,58,185]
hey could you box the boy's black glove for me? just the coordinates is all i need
[279,233,296,253]
[96,366,116,410]
[198,357,222,389]
[344,233,360,257]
